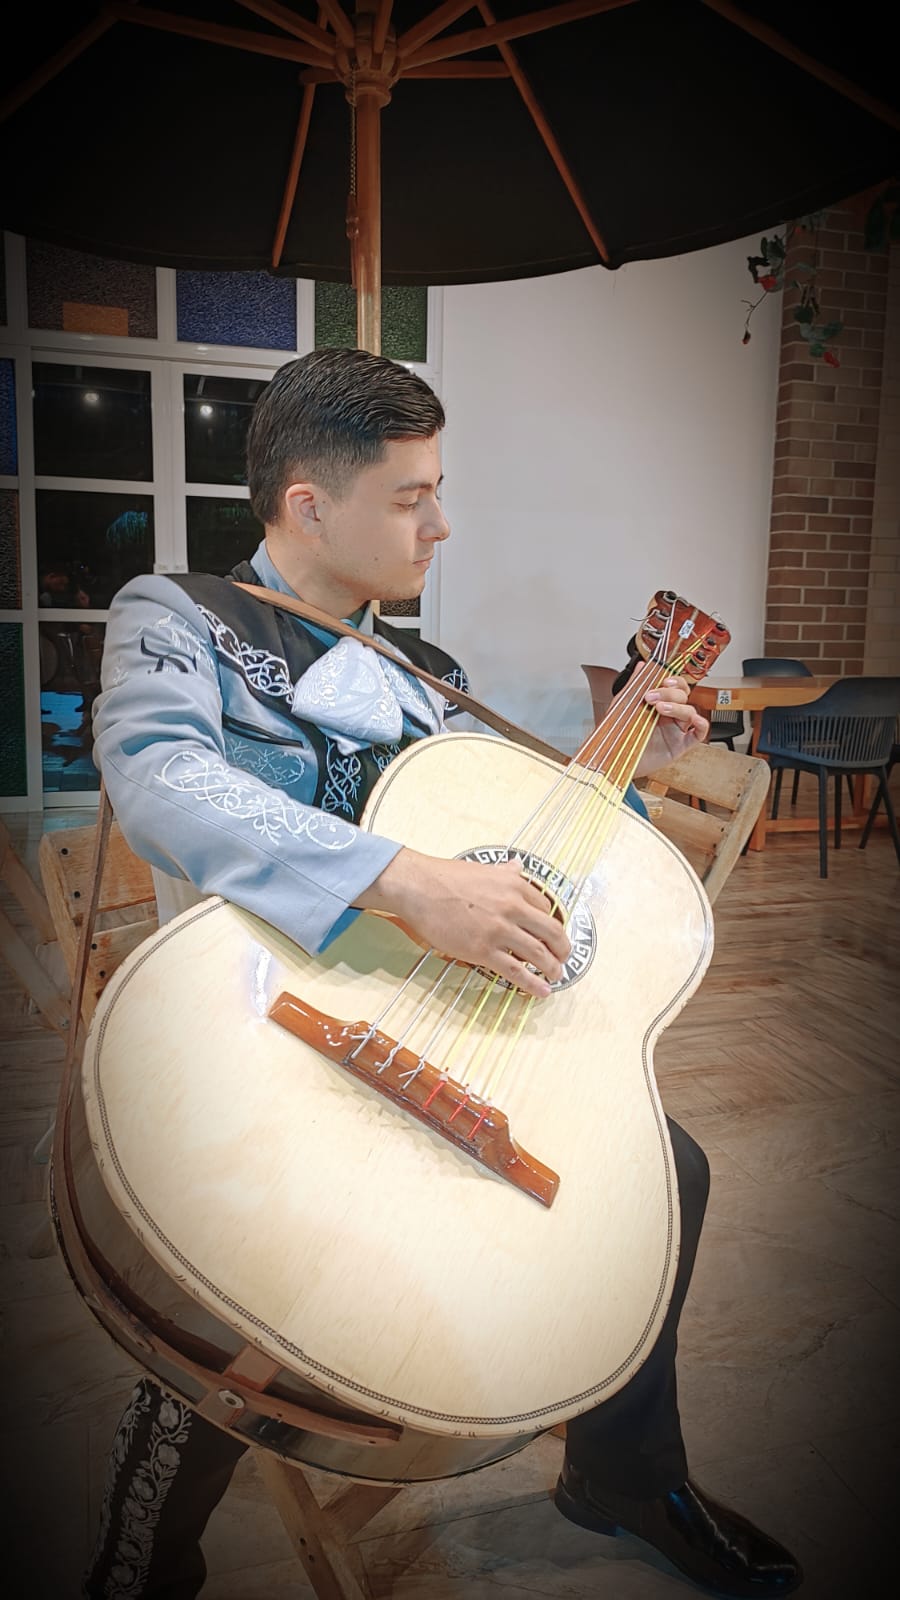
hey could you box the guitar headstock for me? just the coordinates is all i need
[635,590,730,684]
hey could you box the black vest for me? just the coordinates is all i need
[167,563,468,824]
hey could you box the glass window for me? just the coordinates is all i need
[36,490,154,610]
[314,283,428,362]
[0,357,17,474]
[40,619,105,793]
[0,489,22,607]
[186,497,263,577]
[184,374,268,486]
[0,623,27,796]
[32,363,153,481]
[26,240,158,338]
[177,270,297,350]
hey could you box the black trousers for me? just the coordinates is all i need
[84,1118,709,1599]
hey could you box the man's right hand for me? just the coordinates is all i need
[354,850,572,1000]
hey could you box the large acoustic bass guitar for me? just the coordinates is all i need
[61,590,730,1482]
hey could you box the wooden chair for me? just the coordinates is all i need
[33,811,482,1598]
[39,819,159,1025]
[640,743,771,904]
[0,817,70,1036]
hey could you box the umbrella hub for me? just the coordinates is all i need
[337,14,399,109]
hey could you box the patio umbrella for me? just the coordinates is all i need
[2,1,898,351]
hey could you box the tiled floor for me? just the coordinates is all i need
[2,799,898,1598]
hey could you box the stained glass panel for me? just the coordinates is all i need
[0,357,17,474]
[37,491,154,610]
[314,284,428,362]
[186,497,263,577]
[33,363,153,480]
[40,620,105,793]
[177,271,297,350]
[0,489,21,607]
[184,374,268,486]
[26,240,157,338]
[0,623,27,796]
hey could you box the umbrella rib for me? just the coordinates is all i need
[373,0,395,57]
[472,0,610,265]
[233,1,335,57]
[402,0,638,69]
[316,0,356,50]
[401,62,511,77]
[272,81,318,268]
[701,0,900,133]
[0,9,117,123]
[397,1,481,59]
[105,2,337,72]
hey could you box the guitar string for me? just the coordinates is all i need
[351,615,706,1101]
[356,633,692,1093]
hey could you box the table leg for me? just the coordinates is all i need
[748,711,768,851]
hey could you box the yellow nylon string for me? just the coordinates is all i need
[464,653,695,1106]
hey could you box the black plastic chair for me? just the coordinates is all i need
[860,718,900,843]
[742,656,813,808]
[757,678,900,877]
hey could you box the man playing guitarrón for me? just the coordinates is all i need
[84,348,802,1599]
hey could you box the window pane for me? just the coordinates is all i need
[0,489,22,607]
[37,490,154,610]
[186,497,263,577]
[40,620,105,793]
[177,270,297,350]
[33,363,153,481]
[314,283,428,362]
[26,239,157,338]
[184,374,268,486]
[0,623,27,796]
[0,357,17,474]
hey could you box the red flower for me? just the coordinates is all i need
[823,350,840,368]
[759,274,778,291]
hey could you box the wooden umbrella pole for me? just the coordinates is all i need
[338,2,397,354]
[355,84,384,353]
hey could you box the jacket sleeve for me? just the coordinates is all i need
[92,576,402,954]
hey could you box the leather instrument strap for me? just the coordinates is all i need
[234,582,567,766]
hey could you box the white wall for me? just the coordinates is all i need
[437,237,780,753]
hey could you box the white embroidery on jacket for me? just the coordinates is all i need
[223,731,308,790]
[196,604,293,699]
[157,749,354,849]
[321,744,363,818]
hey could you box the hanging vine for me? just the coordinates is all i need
[741,213,842,366]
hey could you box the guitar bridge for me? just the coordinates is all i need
[268,992,559,1208]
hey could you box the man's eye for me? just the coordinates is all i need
[397,500,418,511]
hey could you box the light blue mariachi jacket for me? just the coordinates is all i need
[93,541,464,955]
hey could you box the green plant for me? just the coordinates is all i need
[742,214,842,365]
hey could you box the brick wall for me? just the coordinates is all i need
[864,239,900,674]
[765,202,891,673]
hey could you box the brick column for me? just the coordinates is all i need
[864,239,900,674]
[766,200,891,673]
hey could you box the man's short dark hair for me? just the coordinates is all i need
[246,348,445,523]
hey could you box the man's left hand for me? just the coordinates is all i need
[637,677,709,774]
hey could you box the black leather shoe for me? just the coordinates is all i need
[554,1459,802,1597]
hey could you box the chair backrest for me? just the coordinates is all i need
[742,656,812,677]
[640,743,771,904]
[39,820,158,1025]
[758,677,900,768]
[581,664,619,725]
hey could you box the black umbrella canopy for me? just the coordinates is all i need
[2,0,898,286]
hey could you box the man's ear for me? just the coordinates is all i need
[283,481,322,535]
